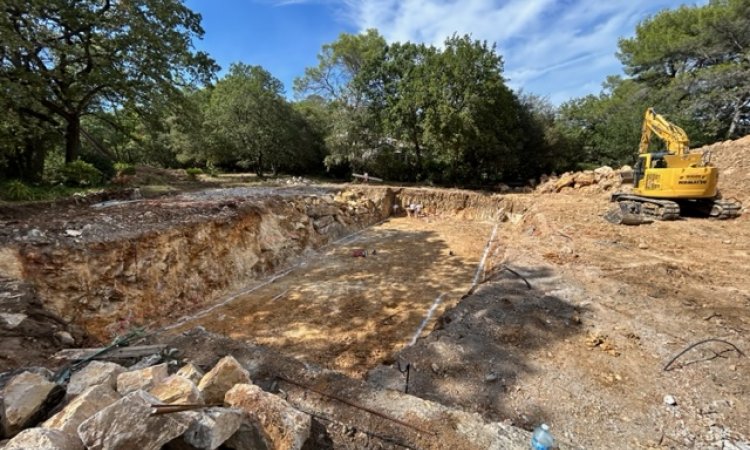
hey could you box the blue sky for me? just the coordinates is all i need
[185,0,707,104]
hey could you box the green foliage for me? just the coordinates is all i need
[0,0,217,181]
[1,180,34,201]
[114,162,137,176]
[59,161,102,187]
[185,167,203,179]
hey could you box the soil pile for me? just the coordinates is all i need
[699,134,750,201]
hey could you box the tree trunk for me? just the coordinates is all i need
[726,95,748,139]
[256,151,264,178]
[64,115,81,163]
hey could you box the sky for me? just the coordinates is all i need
[185,0,708,105]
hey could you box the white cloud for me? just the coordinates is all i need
[330,0,709,104]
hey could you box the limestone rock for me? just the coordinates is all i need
[149,375,202,405]
[167,408,243,450]
[43,384,120,435]
[116,363,168,396]
[68,361,125,396]
[574,171,596,187]
[224,384,310,450]
[4,427,83,450]
[223,422,273,450]
[176,363,204,385]
[2,371,64,437]
[554,173,575,191]
[305,204,339,218]
[77,390,189,450]
[197,356,250,404]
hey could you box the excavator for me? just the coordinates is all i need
[605,108,742,225]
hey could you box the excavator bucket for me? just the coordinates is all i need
[604,201,653,225]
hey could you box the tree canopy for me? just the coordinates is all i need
[0,0,217,180]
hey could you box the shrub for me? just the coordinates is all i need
[2,180,34,201]
[185,167,203,180]
[81,151,115,180]
[113,162,137,176]
[60,160,103,186]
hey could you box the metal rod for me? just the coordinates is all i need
[277,376,435,436]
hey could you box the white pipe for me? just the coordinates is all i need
[408,293,445,347]
[471,222,499,288]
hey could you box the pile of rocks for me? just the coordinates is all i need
[535,166,630,194]
[1,355,309,449]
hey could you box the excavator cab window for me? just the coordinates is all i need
[633,157,645,187]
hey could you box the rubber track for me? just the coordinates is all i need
[613,194,681,221]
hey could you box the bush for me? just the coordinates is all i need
[60,160,102,186]
[113,162,137,176]
[185,167,203,180]
[81,151,115,180]
[2,180,34,201]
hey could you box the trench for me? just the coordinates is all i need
[1,186,525,377]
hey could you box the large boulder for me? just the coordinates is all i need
[574,171,596,187]
[77,390,189,450]
[1,371,64,437]
[67,361,125,396]
[197,356,250,404]
[149,375,202,405]
[165,408,243,450]
[116,363,168,396]
[224,384,310,450]
[554,173,576,191]
[43,384,120,435]
[4,427,83,450]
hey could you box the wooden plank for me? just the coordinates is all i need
[352,173,384,182]
[53,344,166,361]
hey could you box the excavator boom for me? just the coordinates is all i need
[639,108,689,155]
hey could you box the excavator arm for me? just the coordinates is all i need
[639,108,689,155]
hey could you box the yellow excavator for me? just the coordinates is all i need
[605,108,742,225]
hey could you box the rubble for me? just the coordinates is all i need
[224,383,311,450]
[1,371,64,437]
[166,408,243,450]
[77,390,190,450]
[67,361,125,396]
[536,166,627,194]
[43,384,121,435]
[197,356,250,404]
[176,363,204,384]
[4,427,83,450]
[116,363,168,395]
[223,422,273,450]
[149,374,202,405]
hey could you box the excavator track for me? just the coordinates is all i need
[605,194,681,225]
[707,198,743,220]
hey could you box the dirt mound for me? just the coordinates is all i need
[535,166,627,194]
[699,134,750,201]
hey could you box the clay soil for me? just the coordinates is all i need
[166,217,495,378]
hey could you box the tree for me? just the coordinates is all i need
[618,0,750,139]
[0,0,217,176]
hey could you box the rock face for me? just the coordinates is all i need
[78,390,189,450]
[176,363,204,384]
[67,361,125,396]
[224,384,310,450]
[197,356,250,404]
[1,371,64,437]
[116,363,168,395]
[149,375,202,405]
[43,384,120,435]
[4,427,83,450]
[168,408,243,450]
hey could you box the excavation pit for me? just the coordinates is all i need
[166,216,497,377]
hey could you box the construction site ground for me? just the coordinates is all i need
[156,190,750,448]
[2,134,749,448]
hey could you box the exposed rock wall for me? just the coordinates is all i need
[387,187,523,221]
[1,190,394,341]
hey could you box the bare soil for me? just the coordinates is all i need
[167,216,494,378]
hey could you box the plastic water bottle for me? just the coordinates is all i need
[531,424,555,450]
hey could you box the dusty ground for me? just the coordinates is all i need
[166,216,494,378]
[390,192,749,448]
